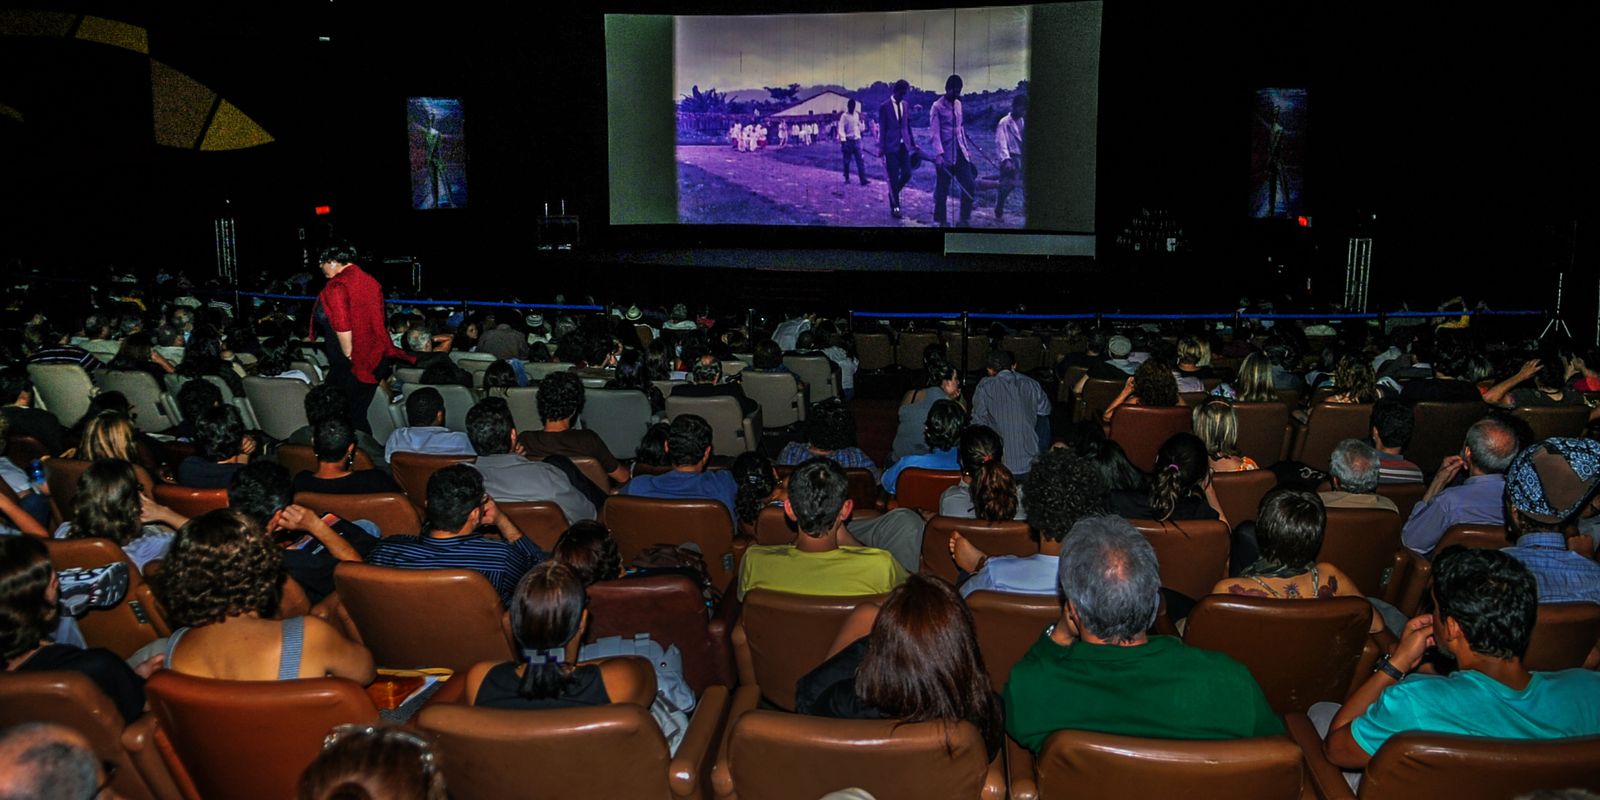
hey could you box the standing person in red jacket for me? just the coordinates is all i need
[312,241,414,433]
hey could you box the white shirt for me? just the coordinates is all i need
[996,113,1024,162]
[384,426,475,462]
[773,317,811,351]
[838,112,863,141]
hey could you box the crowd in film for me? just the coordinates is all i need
[3,255,1600,796]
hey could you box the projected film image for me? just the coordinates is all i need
[1249,88,1306,219]
[675,7,1030,228]
[408,97,467,210]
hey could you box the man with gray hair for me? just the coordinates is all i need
[0,723,107,800]
[1320,438,1399,513]
[1003,516,1281,752]
[1401,416,1519,557]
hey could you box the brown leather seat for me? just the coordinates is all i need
[388,451,475,513]
[7,432,50,467]
[1512,404,1591,441]
[1524,602,1600,671]
[603,495,740,591]
[1126,518,1231,601]
[1210,469,1278,527]
[665,395,763,455]
[854,332,894,372]
[1108,406,1193,471]
[890,467,963,513]
[588,573,734,692]
[752,504,796,546]
[495,500,572,552]
[0,671,178,800]
[332,562,514,671]
[144,670,378,800]
[1405,401,1485,477]
[150,483,229,518]
[1001,335,1044,372]
[966,590,1059,691]
[1320,508,1406,604]
[714,707,1003,800]
[733,589,883,711]
[1184,595,1372,713]
[895,331,941,371]
[1292,403,1374,471]
[1375,481,1425,520]
[1022,729,1307,800]
[775,464,882,513]
[919,516,1034,584]
[294,491,422,537]
[1075,378,1125,425]
[1232,402,1292,467]
[275,443,378,478]
[418,684,730,800]
[1393,524,1511,615]
[1288,714,1600,800]
[42,537,171,658]
[531,451,613,494]
[44,457,157,519]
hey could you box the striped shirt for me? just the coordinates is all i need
[971,369,1052,477]
[1377,452,1424,485]
[367,532,546,606]
[28,346,100,373]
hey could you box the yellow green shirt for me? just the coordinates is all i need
[737,544,909,600]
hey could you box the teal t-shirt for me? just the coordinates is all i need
[1003,633,1283,753]
[1352,668,1600,755]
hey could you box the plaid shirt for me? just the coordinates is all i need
[1504,532,1600,604]
[777,441,880,480]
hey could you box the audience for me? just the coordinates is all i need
[1369,399,1424,484]
[231,461,374,606]
[1102,358,1184,423]
[603,348,667,414]
[1321,438,1399,512]
[1402,416,1518,556]
[107,331,176,383]
[285,382,390,471]
[299,725,448,800]
[1107,433,1225,525]
[618,414,738,523]
[731,450,783,529]
[670,354,758,416]
[384,386,474,461]
[949,448,1106,597]
[291,416,403,495]
[940,425,1025,521]
[0,366,67,455]
[175,405,254,488]
[971,349,1051,478]
[521,372,631,486]
[889,356,960,464]
[54,459,186,572]
[777,400,879,479]
[1191,398,1259,472]
[1502,438,1600,603]
[465,398,598,525]
[0,723,111,800]
[880,398,964,494]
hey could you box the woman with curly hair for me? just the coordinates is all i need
[1101,359,1183,423]
[158,509,374,683]
[731,451,783,530]
[550,520,624,587]
[54,459,187,572]
[1323,355,1380,404]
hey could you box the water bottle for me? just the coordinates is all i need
[28,459,47,490]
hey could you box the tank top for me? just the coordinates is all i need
[474,661,610,710]
[166,616,306,681]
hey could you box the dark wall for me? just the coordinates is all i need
[0,2,1591,317]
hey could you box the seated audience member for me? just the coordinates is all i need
[1402,416,1517,556]
[1004,515,1281,752]
[889,356,959,463]
[232,461,374,606]
[949,448,1106,597]
[1320,438,1399,512]
[669,355,758,417]
[1502,438,1600,602]
[159,509,375,683]
[291,416,403,495]
[72,410,159,477]
[466,398,598,524]
[1083,334,1139,381]
[738,458,909,600]
[2,537,155,724]
[1192,398,1259,472]
[166,377,223,442]
[0,723,114,800]
[0,366,67,455]
[174,325,244,396]
[795,574,1004,759]
[384,386,474,462]
[108,331,176,384]
[732,451,784,531]
[520,372,630,486]
[367,465,546,606]
[23,324,101,374]
[0,415,49,528]
[777,400,880,479]
[253,336,315,383]
[1173,335,1215,391]
[632,421,671,470]
[1369,399,1424,484]
[603,348,666,414]
[466,562,653,710]
[1107,433,1225,525]
[1213,352,1281,403]
[480,359,521,399]
[402,325,456,372]
[1322,356,1381,404]
[175,405,254,488]
[1078,438,1146,495]
[475,318,529,362]
[299,725,449,800]
[619,414,738,523]
[1211,489,1383,633]
[1320,548,1600,775]
[881,399,964,495]
[971,349,1052,478]
[285,382,390,471]
[817,324,859,402]
[55,459,187,572]
[1396,350,1485,404]
[1102,358,1184,424]
[1484,356,1589,409]
[940,425,1026,521]
[550,520,625,587]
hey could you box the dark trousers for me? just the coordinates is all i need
[842,139,866,184]
[934,152,974,225]
[997,156,1021,217]
[883,146,911,209]
[328,363,378,435]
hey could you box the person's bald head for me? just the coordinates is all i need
[1464,417,1519,475]
[0,723,103,800]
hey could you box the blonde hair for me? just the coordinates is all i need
[1176,336,1208,367]
[79,412,139,464]
[1192,399,1241,459]
[1237,353,1280,403]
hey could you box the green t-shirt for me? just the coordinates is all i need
[1352,668,1600,755]
[1003,632,1283,752]
[737,544,908,600]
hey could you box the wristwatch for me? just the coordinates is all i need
[1373,654,1406,681]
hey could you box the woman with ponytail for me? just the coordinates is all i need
[466,562,653,710]
[939,426,1025,521]
[1107,432,1226,526]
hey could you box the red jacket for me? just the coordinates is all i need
[313,264,414,383]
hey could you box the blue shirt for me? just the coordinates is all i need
[1352,668,1600,756]
[881,448,958,495]
[971,370,1052,477]
[1504,532,1600,604]
[777,441,880,480]
[620,469,739,525]
[384,426,475,462]
[367,532,546,606]
[959,554,1058,598]
[1401,474,1505,556]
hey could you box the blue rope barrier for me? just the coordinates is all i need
[968,313,1099,321]
[851,311,963,320]
[1102,313,1237,320]
[236,291,604,311]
